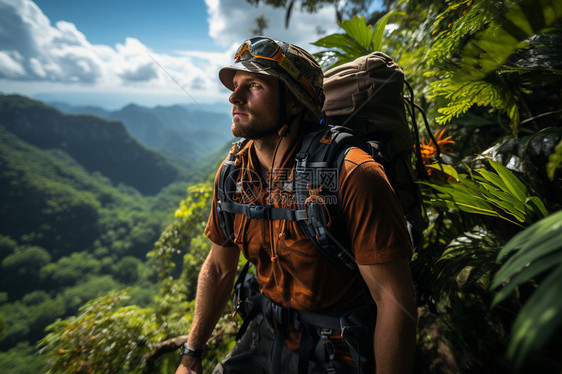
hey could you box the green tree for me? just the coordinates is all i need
[0,236,17,262]
[39,252,102,288]
[1,246,51,298]
[39,290,164,374]
[114,256,142,284]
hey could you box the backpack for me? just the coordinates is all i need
[217,52,430,268]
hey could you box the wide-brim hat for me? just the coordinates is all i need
[219,40,324,121]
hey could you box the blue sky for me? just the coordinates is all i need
[0,0,340,109]
[33,0,217,53]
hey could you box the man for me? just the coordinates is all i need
[175,37,417,374]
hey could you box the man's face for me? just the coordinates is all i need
[229,70,281,139]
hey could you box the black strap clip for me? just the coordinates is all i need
[271,302,294,326]
[246,205,271,220]
[295,152,309,172]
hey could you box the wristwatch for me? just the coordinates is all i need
[179,343,205,359]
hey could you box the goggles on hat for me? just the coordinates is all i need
[234,37,317,99]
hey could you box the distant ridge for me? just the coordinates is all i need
[49,101,234,160]
[0,94,182,195]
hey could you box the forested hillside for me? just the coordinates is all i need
[0,95,188,195]
[0,96,228,372]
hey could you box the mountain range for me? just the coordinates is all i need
[0,95,188,195]
[48,101,234,161]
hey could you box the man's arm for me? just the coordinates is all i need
[358,257,417,374]
[175,242,240,374]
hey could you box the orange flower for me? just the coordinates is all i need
[420,128,455,176]
[420,128,454,163]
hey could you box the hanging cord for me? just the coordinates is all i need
[404,81,441,162]
[403,96,428,180]
[268,132,286,263]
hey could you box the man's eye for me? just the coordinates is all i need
[250,82,261,88]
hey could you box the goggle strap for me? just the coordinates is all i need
[279,56,316,99]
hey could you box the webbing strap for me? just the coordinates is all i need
[298,323,312,374]
[263,295,343,331]
[219,201,307,221]
[272,323,285,374]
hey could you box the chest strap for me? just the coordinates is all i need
[218,201,308,221]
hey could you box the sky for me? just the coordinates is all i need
[0,0,341,110]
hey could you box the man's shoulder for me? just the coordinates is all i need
[339,146,388,186]
[343,147,377,168]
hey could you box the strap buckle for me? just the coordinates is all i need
[271,302,293,326]
[246,205,271,220]
[295,152,308,171]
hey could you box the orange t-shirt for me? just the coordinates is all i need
[205,139,412,313]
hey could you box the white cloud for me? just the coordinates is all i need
[206,0,338,52]
[0,0,104,82]
[0,51,25,78]
[0,0,232,106]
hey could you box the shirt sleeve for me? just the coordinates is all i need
[338,147,413,265]
[204,160,236,248]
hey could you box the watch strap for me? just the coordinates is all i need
[179,343,205,359]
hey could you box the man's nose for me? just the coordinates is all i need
[229,86,246,105]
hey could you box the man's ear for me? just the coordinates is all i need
[285,89,304,116]
[287,100,304,116]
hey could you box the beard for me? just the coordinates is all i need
[232,122,278,139]
[231,106,281,139]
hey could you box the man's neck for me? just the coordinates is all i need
[253,116,304,171]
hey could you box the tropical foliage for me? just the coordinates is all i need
[302,0,562,372]
[312,12,400,68]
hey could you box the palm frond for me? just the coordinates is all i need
[491,209,562,371]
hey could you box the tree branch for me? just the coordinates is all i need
[143,335,189,374]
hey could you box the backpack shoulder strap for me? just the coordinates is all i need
[216,139,248,243]
[295,126,367,268]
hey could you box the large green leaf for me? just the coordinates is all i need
[311,11,401,70]
[372,10,402,51]
[525,196,548,219]
[337,16,373,51]
[492,250,562,307]
[490,210,562,370]
[495,209,562,263]
[488,159,528,202]
[426,163,459,181]
[491,212,562,289]
[312,33,366,56]
[495,227,561,277]
[476,184,527,222]
[507,266,562,370]
[423,158,547,226]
